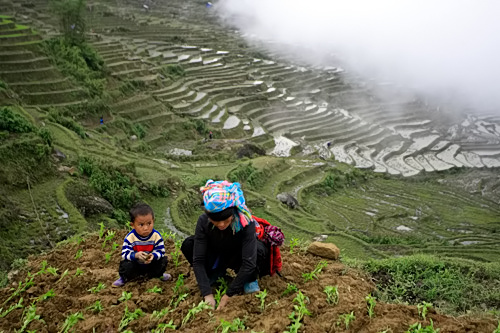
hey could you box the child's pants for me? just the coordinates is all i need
[119,256,167,281]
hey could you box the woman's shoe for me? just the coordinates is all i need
[244,280,260,294]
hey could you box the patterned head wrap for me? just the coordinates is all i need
[200,179,253,233]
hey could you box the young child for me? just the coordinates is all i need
[113,203,171,287]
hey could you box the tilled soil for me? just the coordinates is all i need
[0,231,497,332]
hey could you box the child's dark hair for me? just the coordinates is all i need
[129,203,154,223]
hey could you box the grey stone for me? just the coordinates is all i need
[130,135,138,140]
[276,192,299,209]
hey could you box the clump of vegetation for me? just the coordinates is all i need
[317,168,374,195]
[0,107,35,133]
[147,286,162,294]
[214,278,228,307]
[337,311,356,330]
[160,64,185,80]
[285,291,311,333]
[255,289,268,311]
[50,0,86,45]
[119,306,144,331]
[0,80,8,91]
[216,318,246,333]
[48,108,86,138]
[303,261,328,282]
[60,311,84,333]
[363,254,500,313]
[86,300,103,313]
[406,319,440,333]
[228,160,288,190]
[119,79,146,95]
[417,301,433,321]
[282,283,298,297]
[366,294,377,318]
[88,282,105,294]
[181,301,212,326]
[324,286,339,305]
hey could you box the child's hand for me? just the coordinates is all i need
[144,254,153,264]
[135,252,148,263]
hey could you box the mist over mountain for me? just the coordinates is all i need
[217,0,500,112]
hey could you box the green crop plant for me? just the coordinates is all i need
[99,222,105,239]
[150,307,172,321]
[417,301,432,321]
[88,282,105,294]
[152,320,176,332]
[282,283,298,297]
[105,252,112,264]
[3,275,35,305]
[47,266,59,276]
[406,319,440,333]
[17,304,44,333]
[302,261,328,282]
[37,261,48,275]
[60,311,84,333]
[285,291,311,333]
[324,286,339,305]
[112,242,120,251]
[255,289,268,311]
[147,286,162,294]
[366,294,376,318]
[57,269,69,283]
[171,293,189,308]
[37,289,55,302]
[214,277,228,307]
[119,306,144,331]
[86,300,103,313]
[170,249,181,268]
[173,274,188,295]
[74,249,83,260]
[216,318,246,333]
[289,238,299,254]
[181,301,213,326]
[494,321,500,333]
[0,297,23,318]
[74,268,84,277]
[119,291,132,302]
[102,230,116,249]
[337,311,356,330]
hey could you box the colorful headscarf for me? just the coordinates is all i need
[200,179,253,233]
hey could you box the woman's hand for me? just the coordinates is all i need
[217,294,230,310]
[204,294,216,309]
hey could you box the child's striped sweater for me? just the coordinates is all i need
[121,229,165,261]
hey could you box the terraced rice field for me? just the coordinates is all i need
[1,0,499,266]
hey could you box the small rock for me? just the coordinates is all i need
[130,135,138,140]
[53,148,66,160]
[307,242,340,260]
[276,192,299,209]
[312,234,328,242]
[291,263,303,270]
[85,132,92,138]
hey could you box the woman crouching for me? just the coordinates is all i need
[181,180,269,310]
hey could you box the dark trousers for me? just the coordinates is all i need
[119,257,167,282]
[181,236,270,282]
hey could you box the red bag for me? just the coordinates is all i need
[253,215,284,276]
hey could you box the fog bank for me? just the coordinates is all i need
[217,0,500,110]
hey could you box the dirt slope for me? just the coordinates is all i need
[0,230,496,333]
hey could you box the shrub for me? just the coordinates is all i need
[50,0,86,45]
[0,107,34,133]
[38,128,53,146]
[318,168,374,194]
[0,80,8,91]
[48,109,86,138]
[119,80,146,95]
[160,64,185,80]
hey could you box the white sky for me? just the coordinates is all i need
[217,0,500,110]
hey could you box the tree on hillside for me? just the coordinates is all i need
[51,0,87,45]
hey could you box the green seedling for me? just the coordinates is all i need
[214,278,228,307]
[86,300,103,313]
[47,266,59,276]
[57,269,69,284]
[112,242,120,251]
[37,289,55,302]
[417,301,433,321]
[255,289,268,311]
[76,236,84,246]
[60,311,84,333]
[170,249,181,268]
[119,306,144,331]
[150,307,172,321]
[102,230,116,249]
[98,222,105,239]
[406,319,440,333]
[282,283,298,297]
[0,297,23,318]
[119,291,132,302]
[172,274,188,295]
[174,239,182,250]
[18,304,44,333]
[88,282,106,294]
[147,286,162,294]
[217,318,246,333]
[171,293,189,308]
[289,238,300,254]
[494,321,500,333]
[285,291,311,333]
[337,311,356,330]
[37,260,48,275]
[324,286,339,305]
[74,268,84,277]
[3,275,35,305]
[302,261,328,282]
[366,294,376,318]
[181,301,212,326]
[74,250,83,260]
[105,252,113,264]
[152,320,177,332]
